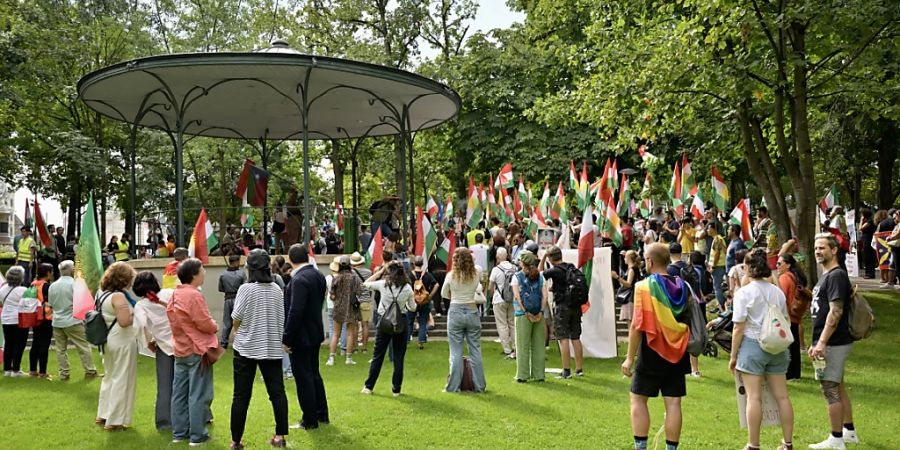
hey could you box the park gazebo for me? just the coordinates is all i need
[77,40,460,249]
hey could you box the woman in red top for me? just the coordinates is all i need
[776,254,806,380]
[167,258,219,446]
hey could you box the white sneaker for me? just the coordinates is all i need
[345,358,356,365]
[842,429,859,444]
[809,435,846,449]
[3,371,10,377]
[360,387,372,395]
[325,356,334,366]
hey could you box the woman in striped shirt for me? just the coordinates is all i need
[229,249,289,449]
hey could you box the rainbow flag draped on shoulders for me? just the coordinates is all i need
[632,274,689,364]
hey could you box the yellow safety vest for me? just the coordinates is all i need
[17,237,34,262]
[115,240,130,261]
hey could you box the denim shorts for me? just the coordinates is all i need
[736,337,790,376]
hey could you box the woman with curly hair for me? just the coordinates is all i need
[327,256,362,366]
[361,261,415,396]
[441,248,487,392]
[95,261,139,431]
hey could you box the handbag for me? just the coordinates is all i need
[201,346,226,367]
[377,287,407,335]
[615,286,633,306]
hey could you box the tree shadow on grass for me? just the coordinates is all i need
[466,388,562,420]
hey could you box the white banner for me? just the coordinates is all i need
[847,210,857,250]
[559,247,617,358]
[846,252,859,278]
[735,372,782,429]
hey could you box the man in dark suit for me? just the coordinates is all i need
[283,243,329,429]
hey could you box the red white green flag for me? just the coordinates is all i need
[425,195,439,218]
[486,175,498,222]
[711,166,729,211]
[577,205,595,313]
[820,184,838,212]
[415,207,437,270]
[517,176,529,218]
[332,202,344,236]
[577,161,589,211]
[188,208,218,264]
[596,158,611,211]
[681,154,698,198]
[365,226,384,270]
[443,196,455,228]
[617,173,631,218]
[640,172,652,217]
[569,160,579,191]
[496,163,514,189]
[604,200,623,247]
[729,199,753,246]
[638,144,658,164]
[668,161,683,217]
[556,182,569,224]
[539,182,551,218]
[690,190,706,220]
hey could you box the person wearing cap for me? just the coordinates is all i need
[327,256,362,366]
[540,245,584,379]
[511,250,548,382]
[349,252,373,352]
[229,249,289,449]
[218,254,246,349]
[488,247,516,358]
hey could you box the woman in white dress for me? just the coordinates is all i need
[95,262,139,431]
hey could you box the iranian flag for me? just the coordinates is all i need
[539,182,551,217]
[690,190,706,220]
[820,184,838,212]
[569,160,579,191]
[426,195,439,217]
[486,175,498,222]
[415,207,437,270]
[188,208,218,264]
[609,159,619,192]
[638,143,657,164]
[332,202,344,236]
[33,197,53,248]
[235,159,269,207]
[681,154,698,198]
[640,172,652,217]
[73,196,104,319]
[365,226,384,270]
[711,166,729,211]
[496,163,514,189]
[437,234,457,271]
[466,177,482,229]
[617,173,631,218]
[556,182,568,224]
[577,206,595,313]
[517,176,529,217]
[729,199,754,246]
[443,196,454,227]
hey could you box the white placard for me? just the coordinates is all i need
[735,372,782,429]
[559,247,617,358]
[846,252,859,277]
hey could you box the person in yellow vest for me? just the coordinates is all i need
[14,226,37,285]
[162,247,189,289]
[115,233,131,262]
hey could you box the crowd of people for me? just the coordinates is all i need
[0,199,870,449]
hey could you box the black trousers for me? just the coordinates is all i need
[3,325,28,372]
[364,329,408,393]
[29,321,53,374]
[862,237,877,278]
[289,345,329,426]
[787,322,801,380]
[231,351,288,442]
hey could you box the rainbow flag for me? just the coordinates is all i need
[632,274,690,364]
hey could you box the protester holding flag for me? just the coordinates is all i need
[48,260,99,381]
[621,243,690,450]
[95,262,139,431]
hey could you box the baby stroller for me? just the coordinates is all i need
[702,310,734,357]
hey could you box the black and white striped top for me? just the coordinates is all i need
[231,282,285,360]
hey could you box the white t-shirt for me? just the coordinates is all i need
[325,274,334,309]
[469,244,489,272]
[728,264,747,282]
[732,280,788,340]
[0,285,26,325]
[489,261,516,305]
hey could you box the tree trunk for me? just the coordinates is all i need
[739,100,791,243]
[877,119,898,208]
[66,179,80,237]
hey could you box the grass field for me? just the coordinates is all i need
[1,292,898,450]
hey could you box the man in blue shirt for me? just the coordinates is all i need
[725,224,744,273]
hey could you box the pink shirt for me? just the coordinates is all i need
[167,284,219,357]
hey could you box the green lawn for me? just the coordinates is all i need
[1,292,899,449]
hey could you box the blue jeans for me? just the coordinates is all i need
[416,302,432,343]
[171,354,214,444]
[445,305,486,392]
[282,350,292,376]
[711,267,726,309]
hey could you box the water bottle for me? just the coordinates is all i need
[812,357,827,381]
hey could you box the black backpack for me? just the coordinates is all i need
[670,261,702,301]
[564,265,589,306]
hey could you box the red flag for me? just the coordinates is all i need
[32,197,53,248]
[365,226,384,270]
[446,231,457,272]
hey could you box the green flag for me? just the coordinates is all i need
[75,196,104,294]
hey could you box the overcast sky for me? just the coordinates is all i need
[13,2,524,232]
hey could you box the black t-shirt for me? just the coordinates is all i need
[811,267,853,346]
[877,218,896,233]
[413,270,437,292]
[543,262,574,305]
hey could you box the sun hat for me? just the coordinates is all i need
[350,252,365,266]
